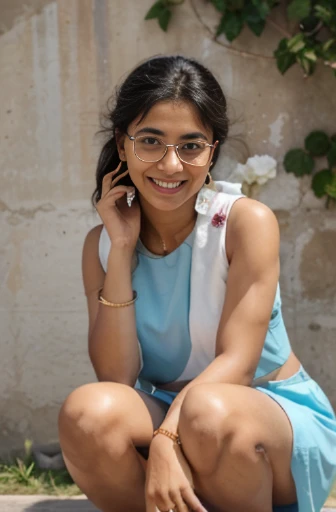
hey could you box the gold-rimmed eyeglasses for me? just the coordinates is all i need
[126,133,217,167]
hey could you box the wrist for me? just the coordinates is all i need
[153,427,181,446]
[108,247,134,265]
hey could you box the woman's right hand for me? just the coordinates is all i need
[95,162,141,253]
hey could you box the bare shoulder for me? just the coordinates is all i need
[230,197,278,227]
[226,197,280,261]
[82,224,105,297]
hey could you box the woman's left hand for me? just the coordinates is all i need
[145,435,208,512]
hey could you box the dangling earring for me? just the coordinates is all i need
[204,172,217,191]
[195,172,217,214]
[127,189,135,207]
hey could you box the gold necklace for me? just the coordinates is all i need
[160,236,168,256]
[142,217,195,257]
[140,225,168,256]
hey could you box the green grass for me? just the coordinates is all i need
[0,441,81,496]
[0,462,81,495]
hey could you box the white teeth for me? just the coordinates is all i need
[152,178,182,189]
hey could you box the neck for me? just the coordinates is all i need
[139,195,197,254]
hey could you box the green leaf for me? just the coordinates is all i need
[145,0,166,20]
[284,148,315,176]
[305,130,331,156]
[247,18,266,36]
[304,49,317,61]
[287,33,306,53]
[274,39,296,74]
[251,0,271,19]
[327,143,336,168]
[331,134,336,144]
[322,38,336,52]
[320,38,336,66]
[325,173,336,199]
[242,3,262,23]
[158,7,172,31]
[210,0,226,12]
[296,53,316,75]
[287,0,311,21]
[314,4,333,25]
[216,11,244,41]
[25,461,35,479]
[242,3,266,35]
[311,169,333,197]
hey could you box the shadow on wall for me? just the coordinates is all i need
[24,498,99,511]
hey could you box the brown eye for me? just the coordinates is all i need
[182,142,202,150]
[141,137,160,145]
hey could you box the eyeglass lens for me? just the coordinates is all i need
[134,136,211,166]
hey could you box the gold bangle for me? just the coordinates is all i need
[153,428,181,445]
[98,288,137,308]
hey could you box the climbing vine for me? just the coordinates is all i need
[284,130,336,207]
[145,1,336,207]
[145,0,336,78]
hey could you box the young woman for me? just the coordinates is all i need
[58,55,336,512]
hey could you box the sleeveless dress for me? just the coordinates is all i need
[98,182,336,512]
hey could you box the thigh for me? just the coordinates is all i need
[135,389,170,431]
[179,383,297,505]
[134,390,170,463]
[59,383,168,456]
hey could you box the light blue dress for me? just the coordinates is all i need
[133,232,336,512]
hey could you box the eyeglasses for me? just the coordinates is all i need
[126,133,217,167]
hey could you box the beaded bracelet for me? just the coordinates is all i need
[153,428,182,445]
[98,288,137,308]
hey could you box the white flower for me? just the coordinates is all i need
[233,155,277,186]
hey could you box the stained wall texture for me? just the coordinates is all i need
[0,0,335,456]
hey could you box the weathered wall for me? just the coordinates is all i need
[0,0,335,455]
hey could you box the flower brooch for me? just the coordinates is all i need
[211,208,226,228]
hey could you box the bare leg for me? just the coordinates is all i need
[178,383,297,512]
[58,382,168,512]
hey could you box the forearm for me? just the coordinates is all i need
[89,248,140,385]
[160,354,252,432]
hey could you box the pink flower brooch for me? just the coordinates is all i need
[211,208,226,227]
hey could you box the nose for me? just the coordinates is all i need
[156,146,184,175]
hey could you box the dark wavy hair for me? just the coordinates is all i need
[92,54,230,206]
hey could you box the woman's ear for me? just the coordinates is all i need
[115,129,127,161]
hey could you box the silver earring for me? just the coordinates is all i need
[127,190,135,207]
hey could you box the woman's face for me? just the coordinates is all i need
[117,100,217,212]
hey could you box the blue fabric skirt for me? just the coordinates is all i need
[136,366,336,512]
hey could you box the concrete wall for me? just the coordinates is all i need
[1,0,335,456]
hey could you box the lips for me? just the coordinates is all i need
[148,177,187,194]
[151,178,183,189]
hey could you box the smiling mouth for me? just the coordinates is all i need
[149,177,186,189]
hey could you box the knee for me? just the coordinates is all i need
[58,382,132,453]
[179,384,259,473]
[180,384,239,442]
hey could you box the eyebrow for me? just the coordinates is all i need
[134,127,209,141]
